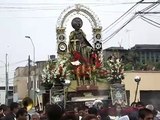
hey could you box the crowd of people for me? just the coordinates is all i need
[0,101,159,120]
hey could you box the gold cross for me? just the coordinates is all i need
[70,39,80,51]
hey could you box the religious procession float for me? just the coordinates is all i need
[41,4,127,109]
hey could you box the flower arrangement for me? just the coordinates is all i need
[41,56,70,89]
[41,60,55,89]
[106,55,124,84]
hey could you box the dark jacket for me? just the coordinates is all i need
[2,112,16,120]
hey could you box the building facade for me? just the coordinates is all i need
[13,67,28,102]
[13,61,47,104]
[0,86,13,105]
[131,44,160,64]
[123,71,160,110]
[103,47,128,61]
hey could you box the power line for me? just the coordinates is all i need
[0,2,137,6]
[137,11,160,14]
[102,0,142,33]
[88,0,142,42]
[141,2,160,12]
[0,6,62,10]
[102,14,138,44]
[102,1,160,45]
[140,15,160,28]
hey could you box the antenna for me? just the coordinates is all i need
[118,38,123,47]
[125,29,132,49]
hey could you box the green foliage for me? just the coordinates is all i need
[155,62,160,70]
[124,63,133,71]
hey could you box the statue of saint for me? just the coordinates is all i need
[68,17,92,63]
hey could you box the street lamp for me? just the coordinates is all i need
[134,76,141,102]
[25,36,35,65]
[35,88,42,111]
[25,36,36,105]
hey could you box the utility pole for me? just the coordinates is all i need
[5,54,9,105]
[28,55,31,97]
[25,36,36,105]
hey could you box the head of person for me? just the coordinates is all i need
[88,107,98,116]
[93,100,103,110]
[83,106,89,116]
[10,102,20,114]
[16,108,28,120]
[145,105,154,111]
[60,111,77,120]
[45,104,63,120]
[131,102,137,108]
[138,108,154,120]
[2,105,10,116]
[82,114,98,120]
[0,106,3,116]
[115,104,122,115]
[31,113,40,120]
[136,102,145,110]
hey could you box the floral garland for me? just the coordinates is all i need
[106,56,124,84]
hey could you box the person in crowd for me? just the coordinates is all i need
[31,113,40,120]
[146,104,160,120]
[93,100,103,111]
[128,101,145,120]
[81,114,98,120]
[0,105,10,119]
[0,106,4,119]
[119,115,130,120]
[138,108,154,120]
[60,111,78,120]
[45,104,63,120]
[77,106,89,120]
[131,102,137,108]
[88,107,98,116]
[115,104,123,117]
[88,107,101,120]
[3,102,20,120]
[16,108,28,120]
[108,104,123,120]
[83,106,89,117]
[99,108,110,120]
[93,100,111,120]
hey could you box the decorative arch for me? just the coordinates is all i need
[56,4,101,28]
[56,4,102,58]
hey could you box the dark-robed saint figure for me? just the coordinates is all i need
[68,17,93,63]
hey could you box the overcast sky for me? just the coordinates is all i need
[0,0,160,84]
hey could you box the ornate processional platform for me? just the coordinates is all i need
[41,4,127,108]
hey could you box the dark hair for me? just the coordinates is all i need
[60,111,77,120]
[2,105,9,112]
[131,102,137,106]
[88,107,98,115]
[10,102,19,111]
[138,108,153,119]
[0,106,2,111]
[45,104,63,120]
[82,114,98,120]
[16,108,27,118]
[136,102,144,107]
[1,104,7,110]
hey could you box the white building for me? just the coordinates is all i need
[0,85,13,105]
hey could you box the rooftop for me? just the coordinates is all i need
[131,44,160,50]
